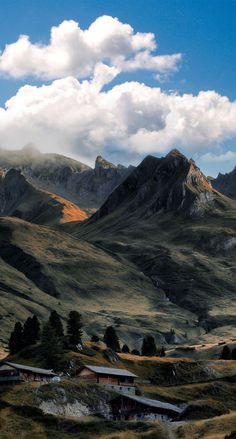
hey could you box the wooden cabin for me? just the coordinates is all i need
[109,394,182,421]
[77,365,137,394]
[1,361,56,383]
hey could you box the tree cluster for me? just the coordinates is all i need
[9,315,40,355]
[102,327,166,358]
[8,310,83,369]
[220,345,236,360]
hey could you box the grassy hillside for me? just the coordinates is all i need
[0,216,199,349]
[1,346,236,439]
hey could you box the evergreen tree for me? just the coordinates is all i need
[22,316,40,347]
[141,335,157,356]
[31,315,40,342]
[220,345,231,360]
[49,310,64,337]
[40,323,62,369]
[91,334,99,342]
[131,349,140,356]
[67,311,83,346]
[231,348,236,360]
[9,322,23,355]
[122,344,130,353]
[160,346,166,357]
[104,326,120,351]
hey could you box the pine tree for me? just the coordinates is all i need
[231,348,236,360]
[67,311,83,346]
[122,344,130,353]
[160,346,166,357]
[104,326,120,351]
[91,334,99,342]
[23,317,39,347]
[49,310,64,337]
[220,345,231,360]
[9,322,23,355]
[40,323,62,369]
[31,315,40,342]
[131,349,140,356]
[141,335,157,356]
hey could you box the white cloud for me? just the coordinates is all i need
[200,151,236,163]
[0,16,181,81]
[0,78,236,165]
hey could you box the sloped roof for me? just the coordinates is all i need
[83,364,137,378]
[0,364,17,372]
[5,361,55,376]
[111,394,182,414]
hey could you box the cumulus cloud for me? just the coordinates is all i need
[0,16,181,81]
[0,16,235,167]
[0,77,236,165]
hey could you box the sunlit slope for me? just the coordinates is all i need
[0,169,88,225]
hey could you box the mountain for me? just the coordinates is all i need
[1,149,236,349]
[0,168,87,225]
[91,149,223,221]
[212,166,236,200]
[69,150,236,341]
[0,147,133,211]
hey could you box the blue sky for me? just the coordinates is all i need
[0,0,236,176]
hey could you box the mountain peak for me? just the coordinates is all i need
[166,148,184,158]
[95,155,116,169]
[91,150,221,222]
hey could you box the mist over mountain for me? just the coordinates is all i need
[0,147,133,212]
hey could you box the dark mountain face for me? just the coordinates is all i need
[72,150,236,340]
[91,149,221,223]
[0,148,133,211]
[212,167,236,200]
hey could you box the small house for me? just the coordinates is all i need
[2,361,56,382]
[77,365,137,394]
[109,394,182,421]
[0,364,22,385]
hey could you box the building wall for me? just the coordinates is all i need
[19,372,52,382]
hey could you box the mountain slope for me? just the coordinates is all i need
[0,147,133,210]
[67,150,236,340]
[0,216,198,348]
[0,168,87,225]
[212,166,236,200]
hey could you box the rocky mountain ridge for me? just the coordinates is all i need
[0,147,133,211]
[212,166,236,200]
[91,149,222,223]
